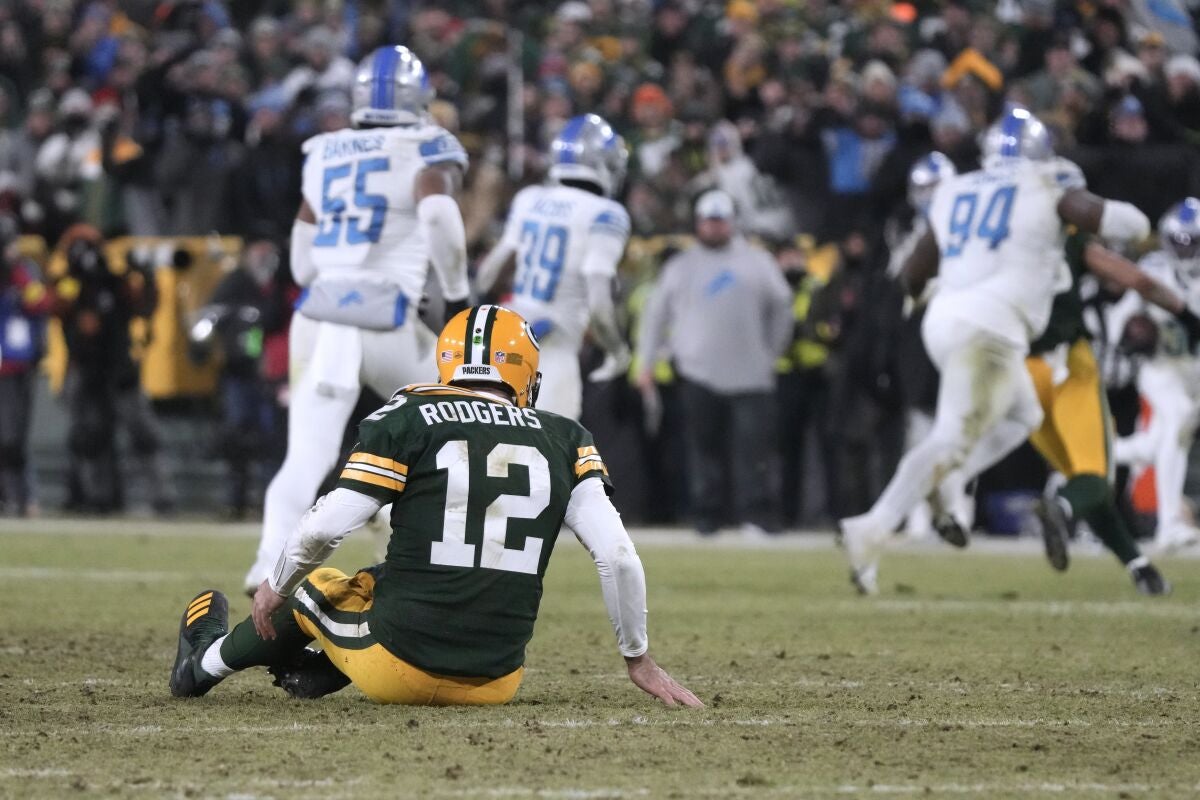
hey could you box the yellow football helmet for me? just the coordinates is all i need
[436,305,542,407]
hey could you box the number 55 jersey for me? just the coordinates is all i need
[300,124,468,303]
[927,157,1085,348]
[334,383,613,679]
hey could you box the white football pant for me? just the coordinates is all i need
[245,313,435,589]
[1113,360,1200,545]
[849,306,1043,541]
[532,339,583,420]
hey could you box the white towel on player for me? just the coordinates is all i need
[309,321,362,398]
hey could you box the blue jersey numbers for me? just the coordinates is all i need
[514,221,568,302]
[314,157,390,247]
[943,185,1017,258]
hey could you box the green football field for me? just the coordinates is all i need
[3,520,1200,799]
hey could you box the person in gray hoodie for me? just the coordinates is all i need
[636,189,793,536]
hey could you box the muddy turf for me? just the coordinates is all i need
[2,520,1199,799]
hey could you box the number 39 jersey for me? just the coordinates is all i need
[498,184,630,349]
[334,383,612,678]
[928,157,1084,345]
[300,124,468,302]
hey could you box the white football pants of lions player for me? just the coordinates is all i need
[533,338,583,420]
[244,313,436,590]
[842,297,1043,591]
[1113,360,1200,550]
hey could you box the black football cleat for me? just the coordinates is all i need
[268,648,351,700]
[933,513,969,549]
[169,589,229,698]
[1033,498,1071,572]
[1131,562,1171,596]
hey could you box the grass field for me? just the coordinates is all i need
[3,520,1200,799]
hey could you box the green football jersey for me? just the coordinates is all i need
[1030,231,1091,355]
[335,383,613,679]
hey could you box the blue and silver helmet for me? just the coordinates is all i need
[981,105,1054,164]
[548,114,629,198]
[351,45,433,127]
[908,151,956,215]
[1159,197,1200,276]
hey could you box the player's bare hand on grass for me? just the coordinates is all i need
[252,581,286,640]
[625,653,703,708]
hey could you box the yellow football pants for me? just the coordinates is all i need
[1025,339,1111,480]
[292,567,523,706]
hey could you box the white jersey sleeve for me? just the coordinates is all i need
[415,128,469,171]
[580,201,630,279]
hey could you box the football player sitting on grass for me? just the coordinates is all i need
[169,305,702,708]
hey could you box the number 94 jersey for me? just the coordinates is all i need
[499,184,630,349]
[334,383,612,679]
[300,124,468,301]
[928,157,1084,345]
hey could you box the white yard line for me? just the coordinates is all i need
[5,517,1200,560]
[0,714,1186,740]
[0,566,187,582]
[432,782,1191,798]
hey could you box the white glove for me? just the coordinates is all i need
[587,346,632,383]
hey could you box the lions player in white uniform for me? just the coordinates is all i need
[475,114,632,420]
[245,46,471,591]
[1111,198,1200,550]
[841,107,1150,594]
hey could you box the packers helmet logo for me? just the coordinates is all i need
[523,321,541,350]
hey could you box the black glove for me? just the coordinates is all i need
[1176,307,1200,352]
[443,297,469,325]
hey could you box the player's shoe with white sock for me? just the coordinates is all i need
[839,515,887,595]
[169,590,229,698]
[1127,558,1171,596]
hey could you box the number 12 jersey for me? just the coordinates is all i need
[335,383,612,678]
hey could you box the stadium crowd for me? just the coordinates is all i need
[1,0,1199,529]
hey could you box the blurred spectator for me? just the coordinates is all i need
[0,215,50,516]
[228,90,302,242]
[53,226,173,513]
[1164,55,1200,144]
[1127,0,1198,56]
[0,89,56,205]
[628,83,678,181]
[774,242,834,528]
[1072,94,1200,222]
[722,1,768,121]
[33,90,103,243]
[155,51,245,234]
[247,16,291,87]
[817,100,898,239]
[279,26,354,105]
[807,230,905,518]
[1019,32,1100,122]
[700,120,794,241]
[190,240,287,519]
[636,190,792,535]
